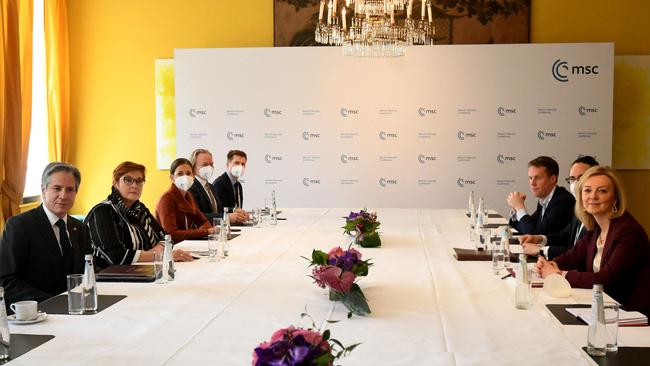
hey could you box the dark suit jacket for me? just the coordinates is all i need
[545,214,586,260]
[155,183,212,243]
[554,212,650,316]
[509,186,575,235]
[0,205,92,307]
[188,178,222,220]
[212,172,241,212]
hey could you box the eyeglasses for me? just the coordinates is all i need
[121,176,146,186]
[564,175,583,184]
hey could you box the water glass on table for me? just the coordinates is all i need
[154,251,166,284]
[253,208,262,228]
[207,233,220,262]
[67,274,84,314]
[604,302,619,352]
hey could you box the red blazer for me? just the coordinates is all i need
[554,212,650,316]
[155,184,211,243]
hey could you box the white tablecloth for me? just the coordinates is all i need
[7,209,650,365]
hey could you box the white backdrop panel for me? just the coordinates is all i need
[175,43,613,213]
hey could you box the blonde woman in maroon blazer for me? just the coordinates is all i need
[155,158,218,243]
[536,166,650,316]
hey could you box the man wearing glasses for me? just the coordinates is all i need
[0,162,93,308]
[519,156,599,259]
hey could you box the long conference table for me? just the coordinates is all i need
[6,208,650,365]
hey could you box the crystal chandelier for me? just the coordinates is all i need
[315,0,435,57]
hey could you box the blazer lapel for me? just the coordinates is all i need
[66,217,86,272]
[34,205,65,259]
[223,173,236,206]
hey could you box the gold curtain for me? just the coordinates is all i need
[1,0,33,231]
[44,0,69,162]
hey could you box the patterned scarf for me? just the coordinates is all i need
[108,187,164,248]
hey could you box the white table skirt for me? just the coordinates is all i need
[7,208,650,365]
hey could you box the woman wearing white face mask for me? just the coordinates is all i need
[155,158,218,243]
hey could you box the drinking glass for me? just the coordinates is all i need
[253,208,262,228]
[604,302,619,352]
[154,251,165,284]
[67,274,84,314]
[207,233,220,262]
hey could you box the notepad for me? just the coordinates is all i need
[566,307,648,326]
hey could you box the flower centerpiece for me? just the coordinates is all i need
[252,323,358,366]
[305,246,372,317]
[343,209,381,248]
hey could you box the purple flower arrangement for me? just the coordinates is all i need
[252,325,358,366]
[343,209,381,248]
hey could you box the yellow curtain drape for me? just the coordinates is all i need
[1,0,33,232]
[44,0,69,162]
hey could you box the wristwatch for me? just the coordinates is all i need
[538,248,545,257]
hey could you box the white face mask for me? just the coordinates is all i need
[198,166,213,181]
[230,165,245,178]
[174,175,194,192]
[569,182,577,197]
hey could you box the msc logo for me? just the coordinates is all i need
[340,107,359,117]
[496,154,516,164]
[457,131,477,140]
[537,130,557,140]
[457,178,477,188]
[578,106,599,116]
[226,131,245,140]
[378,178,398,187]
[302,177,321,187]
[497,107,517,116]
[552,59,600,82]
[418,107,437,117]
[340,154,360,164]
[378,131,398,140]
[263,108,282,117]
[302,131,321,141]
[264,155,283,163]
[189,108,207,118]
[417,154,437,164]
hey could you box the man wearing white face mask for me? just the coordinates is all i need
[213,150,250,222]
[188,149,248,223]
[519,156,599,259]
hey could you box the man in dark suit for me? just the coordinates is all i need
[507,156,575,236]
[212,149,250,223]
[188,148,247,223]
[519,156,599,259]
[0,162,92,308]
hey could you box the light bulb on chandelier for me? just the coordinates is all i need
[315,0,436,57]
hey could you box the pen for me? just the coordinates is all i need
[501,273,512,280]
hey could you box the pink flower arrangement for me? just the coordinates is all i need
[304,246,372,317]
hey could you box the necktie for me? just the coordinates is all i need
[234,182,242,208]
[205,182,218,212]
[536,201,544,224]
[55,219,74,272]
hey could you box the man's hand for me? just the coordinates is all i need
[229,208,250,223]
[506,191,526,210]
[519,234,543,245]
[522,242,541,256]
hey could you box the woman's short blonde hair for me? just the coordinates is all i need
[575,166,627,230]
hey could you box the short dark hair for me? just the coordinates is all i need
[528,156,559,177]
[169,158,193,176]
[227,149,247,162]
[41,162,82,192]
[113,161,146,184]
[572,155,599,167]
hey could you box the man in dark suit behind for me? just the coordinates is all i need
[507,156,575,236]
[188,148,248,224]
[0,162,92,308]
[519,156,599,259]
[212,149,250,223]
